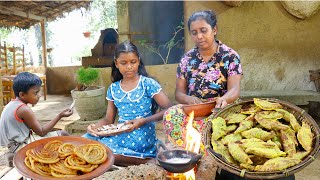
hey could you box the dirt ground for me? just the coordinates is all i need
[1,94,319,179]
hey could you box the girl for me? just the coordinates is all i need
[84,41,172,166]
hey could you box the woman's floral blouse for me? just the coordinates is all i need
[177,39,243,101]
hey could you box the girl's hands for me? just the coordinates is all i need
[124,118,145,132]
[87,123,98,137]
[59,109,73,118]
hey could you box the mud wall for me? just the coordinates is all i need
[46,64,178,101]
[184,1,320,91]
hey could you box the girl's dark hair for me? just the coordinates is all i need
[13,72,42,97]
[111,40,159,114]
[187,10,217,31]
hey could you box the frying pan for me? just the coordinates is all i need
[156,141,202,173]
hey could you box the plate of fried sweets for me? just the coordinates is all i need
[13,136,114,180]
[95,123,133,137]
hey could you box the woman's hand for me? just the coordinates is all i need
[59,109,73,118]
[215,97,228,108]
[124,118,145,132]
[186,96,202,105]
[87,124,98,137]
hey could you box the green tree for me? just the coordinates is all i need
[85,0,117,33]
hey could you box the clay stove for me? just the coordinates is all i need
[82,28,118,67]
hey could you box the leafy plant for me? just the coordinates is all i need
[75,67,100,91]
[138,21,184,64]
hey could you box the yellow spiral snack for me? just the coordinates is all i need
[27,148,59,164]
[28,156,52,177]
[24,141,108,177]
[58,143,75,159]
[49,160,78,176]
[43,140,63,151]
[25,156,33,170]
[64,155,98,173]
[74,144,107,165]
[51,170,78,178]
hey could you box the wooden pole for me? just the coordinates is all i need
[40,19,47,69]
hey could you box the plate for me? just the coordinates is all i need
[13,136,114,180]
[96,123,132,137]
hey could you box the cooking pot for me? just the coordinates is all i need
[156,141,202,173]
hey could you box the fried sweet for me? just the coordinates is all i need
[74,144,107,165]
[240,104,261,115]
[221,133,242,145]
[284,128,298,146]
[240,163,256,171]
[239,138,276,150]
[27,148,59,164]
[255,113,289,131]
[25,156,32,170]
[245,147,286,159]
[271,132,282,150]
[211,140,236,164]
[51,170,78,178]
[244,114,255,121]
[254,98,283,110]
[297,122,314,151]
[49,160,78,175]
[64,155,99,173]
[43,140,63,151]
[226,124,238,134]
[255,157,301,172]
[279,130,296,157]
[211,117,227,140]
[241,128,273,141]
[275,109,301,132]
[225,113,247,124]
[291,151,310,160]
[234,120,254,134]
[257,111,283,119]
[27,156,52,177]
[58,143,75,159]
[228,142,253,164]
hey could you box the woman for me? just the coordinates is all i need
[163,10,242,151]
[164,10,294,180]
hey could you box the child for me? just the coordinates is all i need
[0,72,73,153]
[84,41,172,166]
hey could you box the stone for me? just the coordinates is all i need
[281,1,320,19]
[223,1,243,7]
[94,163,167,180]
[196,155,218,180]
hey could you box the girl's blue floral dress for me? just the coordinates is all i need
[83,75,161,158]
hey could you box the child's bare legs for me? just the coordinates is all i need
[114,154,156,167]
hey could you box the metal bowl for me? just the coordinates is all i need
[156,142,202,173]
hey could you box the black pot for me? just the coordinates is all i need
[156,141,202,173]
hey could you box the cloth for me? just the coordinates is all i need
[0,99,30,148]
[177,39,243,101]
[84,75,162,158]
[7,131,61,153]
[163,104,213,154]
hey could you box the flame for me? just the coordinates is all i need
[184,111,201,180]
[170,111,201,180]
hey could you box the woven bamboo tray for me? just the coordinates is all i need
[204,98,320,179]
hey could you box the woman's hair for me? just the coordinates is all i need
[111,40,159,114]
[13,72,42,97]
[187,10,217,31]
